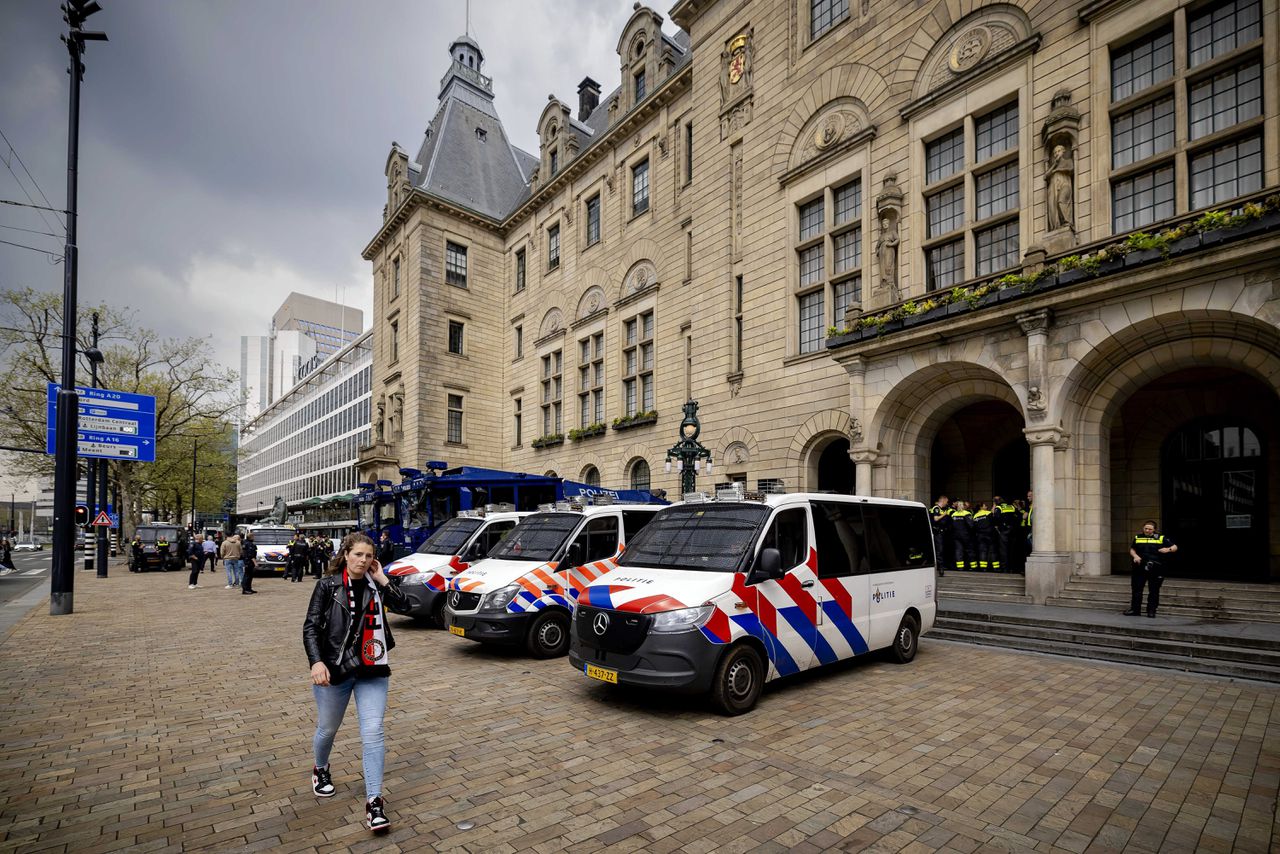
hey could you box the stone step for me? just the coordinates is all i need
[1044,596,1280,623]
[1051,589,1280,609]
[937,604,1280,652]
[928,629,1280,683]
[936,589,1032,604]
[934,616,1280,668]
[1062,577,1280,594]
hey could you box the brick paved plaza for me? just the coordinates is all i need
[0,571,1277,853]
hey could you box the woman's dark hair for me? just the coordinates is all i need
[327,532,375,576]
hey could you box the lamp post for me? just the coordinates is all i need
[82,313,104,572]
[664,400,713,497]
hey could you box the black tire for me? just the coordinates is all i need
[431,597,449,630]
[890,615,920,664]
[525,610,570,658]
[710,644,764,715]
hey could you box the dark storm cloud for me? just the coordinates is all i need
[0,1,670,373]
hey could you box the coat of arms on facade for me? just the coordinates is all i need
[719,29,754,140]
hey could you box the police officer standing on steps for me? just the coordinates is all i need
[929,495,951,576]
[972,503,995,571]
[951,501,974,570]
[992,495,1018,573]
[1127,520,1177,617]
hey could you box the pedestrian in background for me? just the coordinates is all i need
[288,532,310,583]
[220,532,243,589]
[201,535,218,573]
[0,536,14,574]
[303,533,409,834]
[241,532,258,595]
[1127,521,1177,618]
[377,531,395,568]
[187,537,203,589]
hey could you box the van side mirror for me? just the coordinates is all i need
[565,542,584,568]
[747,547,783,585]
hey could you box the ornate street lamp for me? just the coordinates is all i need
[664,400,713,496]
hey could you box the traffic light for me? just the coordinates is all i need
[74,505,90,526]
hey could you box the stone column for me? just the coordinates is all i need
[851,450,878,496]
[1024,426,1072,604]
[1017,309,1051,419]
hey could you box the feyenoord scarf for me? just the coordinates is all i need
[343,570,388,667]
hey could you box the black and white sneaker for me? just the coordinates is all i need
[311,765,335,797]
[364,796,390,832]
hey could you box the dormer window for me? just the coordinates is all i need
[550,149,559,175]
[634,69,646,102]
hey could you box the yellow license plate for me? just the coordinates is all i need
[449,625,466,637]
[585,664,617,684]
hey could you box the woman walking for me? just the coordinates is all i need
[302,533,409,833]
[0,536,14,574]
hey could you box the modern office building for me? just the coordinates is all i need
[237,330,373,518]
[358,0,1280,598]
[239,335,270,424]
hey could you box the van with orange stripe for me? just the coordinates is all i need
[444,503,661,657]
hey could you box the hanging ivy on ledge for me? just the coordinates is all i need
[827,194,1280,341]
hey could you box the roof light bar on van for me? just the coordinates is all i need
[681,492,710,503]
[456,509,486,518]
[537,501,584,512]
[715,483,746,501]
[484,502,516,513]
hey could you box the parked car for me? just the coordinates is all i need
[13,541,43,552]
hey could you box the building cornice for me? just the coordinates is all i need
[362,190,503,261]
[1078,0,1132,24]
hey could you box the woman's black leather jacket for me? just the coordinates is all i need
[303,573,410,667]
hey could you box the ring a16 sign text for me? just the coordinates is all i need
[45,384,158,463]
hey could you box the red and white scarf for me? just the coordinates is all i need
[343,569,388,667]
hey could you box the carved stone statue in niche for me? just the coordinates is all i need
[1041,90,1081,253]
[874,174,904,302]
[392,387,405,439]
[1046,144,1074,233]
[375,393,386,443]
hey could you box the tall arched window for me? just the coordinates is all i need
[630,459,651,491]
[581,465,600,486]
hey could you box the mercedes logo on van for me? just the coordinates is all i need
[449,591,461,608]
[592,612,610,636]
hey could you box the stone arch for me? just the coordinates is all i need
[718,425,759,470]
[894,3,1034,97]
[538,306,564,338]
[770,64,890,177]
[618,259,659,302]
[870,362,1024,501]
[1058,310,1280,574]
[787,409,854,490]
[575,285,607,321]
[578,462,602,486]
[785,97,873,173]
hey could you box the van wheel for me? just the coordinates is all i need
[526,611,570,658]
[431,597,449,630]
[890,615,919,664]
[711,645,763,716]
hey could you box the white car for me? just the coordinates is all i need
[13,541,43,552]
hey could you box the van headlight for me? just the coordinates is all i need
[480,584,520,612]
[650,605,714,633]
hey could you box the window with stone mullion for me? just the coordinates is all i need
[541,350,562,436]
[622,313,653,416]
[578,333,603,427]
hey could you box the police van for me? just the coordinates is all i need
[385,507,530,626]
[567,487,937,714]
[444,501,662,657]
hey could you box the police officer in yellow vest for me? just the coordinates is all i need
[992,495,1018,572]
[972,503,995,570]
[1126,521,1177,618]
[157,534,171,571]
[950,501,975,570]
[929,495,951,576]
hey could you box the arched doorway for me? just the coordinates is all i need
[814,436,854,493]
[1111,367,1279,579]
[930,400,1027,507]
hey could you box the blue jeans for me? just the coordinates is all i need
[313,675,388,800]
[224,559,243,585]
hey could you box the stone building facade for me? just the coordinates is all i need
[360,0,1280,599]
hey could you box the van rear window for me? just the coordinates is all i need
[618,505,769,572]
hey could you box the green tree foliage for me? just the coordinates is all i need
[0,288,241,535]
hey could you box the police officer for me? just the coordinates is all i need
[1127,521,1177,617]
[130,534,145,573]
[1021,492,1033,565]
[929,495,952,576]
[992,495,1018,573]
[950,501,975,570]
[156,533,171,571]
[287,532,310,583]
[972,502,995,571]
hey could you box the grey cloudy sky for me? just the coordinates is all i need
[0,0,677,376]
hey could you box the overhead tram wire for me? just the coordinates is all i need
[0,237,65,261]
[0,222,63,239]
[0,127,67,233]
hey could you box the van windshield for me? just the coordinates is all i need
[417,518,482,555]
[617,504,769,572]
[136,528,179,544]
[251,529,295,546]
[488,513,579,562]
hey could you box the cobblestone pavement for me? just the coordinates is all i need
[1,571,1277,853]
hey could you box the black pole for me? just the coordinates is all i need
[51,1,106,615]
[190,439,198,531]
[84,313,98,571]
[93,313,108,577]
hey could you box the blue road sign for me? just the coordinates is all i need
[46,384,158,462]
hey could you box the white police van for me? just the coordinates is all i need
[568,487,937,714]
[385,508,529,626]
[444,500,661,657]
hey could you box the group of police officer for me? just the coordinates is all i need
[286,533,333,582]
[929,492,1032,575]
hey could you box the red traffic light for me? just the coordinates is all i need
[74,505,90,526]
